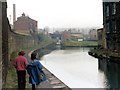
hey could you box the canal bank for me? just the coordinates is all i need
[88,48,120,64]
[3,40,53,88]
[4,41,71,89]
[39,47,108,88]
[28,45,71,89]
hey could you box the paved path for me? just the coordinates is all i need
[26,52,71,89]
[36,67,71,89]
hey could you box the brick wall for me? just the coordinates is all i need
[14,14,38,35]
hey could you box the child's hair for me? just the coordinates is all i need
[31,52,37,60]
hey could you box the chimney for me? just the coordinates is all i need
[13,4,16,28]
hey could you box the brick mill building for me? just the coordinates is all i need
[14,13,38,35]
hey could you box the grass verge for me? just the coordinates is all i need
[4,38,54,88]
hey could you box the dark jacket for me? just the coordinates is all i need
[27,59,44,85]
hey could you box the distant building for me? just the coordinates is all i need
[88,29,98,41]
[43,27,49,36]
[68,29,83,40]
[97,28,107,49]
[14,13,38,35]
[50,31,62,40]
[61,30,71,41]
[103,1,120,51]
[61,29,84,41]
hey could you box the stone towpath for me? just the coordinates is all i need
[36,67,71,89]
[26,51,71,89]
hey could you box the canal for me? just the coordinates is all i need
[40,47,120,88]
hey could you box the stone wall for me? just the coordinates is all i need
[0,1,2,90]
[1,1,38,88]
[8,23,35,57]
[2,1,8,88]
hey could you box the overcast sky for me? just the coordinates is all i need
[7,0,103,29]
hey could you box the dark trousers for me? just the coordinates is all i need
[32,84,35,90]
[17,70,26,89]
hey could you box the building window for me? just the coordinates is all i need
[112,21,116,31]
[117,19,120,29]
[106,5,109,16]
[114,21,116,30]
[106,23,110,33]
[112,3,116,14]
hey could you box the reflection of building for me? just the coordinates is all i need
[103,1,120,51]
[14,13,38,35]
[98,59,120,88]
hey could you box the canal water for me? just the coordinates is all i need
[40,47,120,88]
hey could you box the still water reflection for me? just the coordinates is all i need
[98,59,120,88]
[40,47,120,88]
